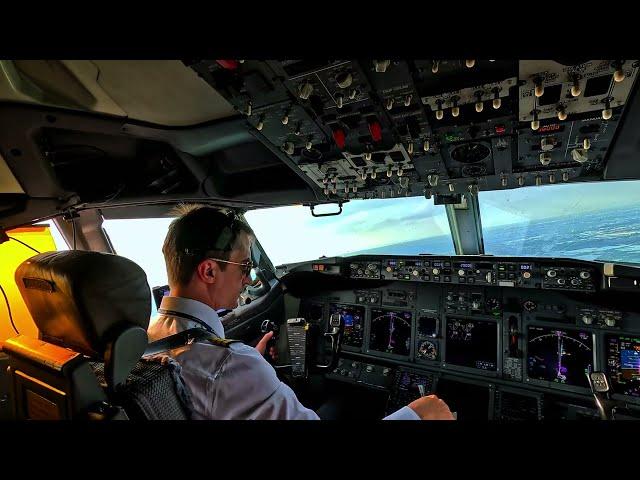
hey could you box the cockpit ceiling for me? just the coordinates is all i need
[1,59,640,229]
[0,60,237,126]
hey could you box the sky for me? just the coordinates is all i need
[100,179,640,285]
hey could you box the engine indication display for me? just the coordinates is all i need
[606,334,640,397]
[527,326,594,387]
[330,303,364,348]
[369,308,412,356]
[445,318,498,371]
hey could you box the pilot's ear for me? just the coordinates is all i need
[196,259,218,284]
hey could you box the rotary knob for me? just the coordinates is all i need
[605,317,616,327]
[579,271,591,279]
[522,271,532,279]
[432,268,440,275]
[374,60,390,73]
[366,365,374,373]
[386,266,393,272]
[282,142,295,155]
[547,269,557,278]
[571,278,580,286]
[335,71,353,89]
[581,314,593,325]
[412,270,419,276]
[458,269,465,276]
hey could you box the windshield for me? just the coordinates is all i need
[480,180,640,264]
[244,196,454,266]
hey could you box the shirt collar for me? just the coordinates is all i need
[158,296,226,339]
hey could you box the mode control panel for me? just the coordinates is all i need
[382,258,433,281]
[350,261,381,279]
[577,307,623,328]
[541,266,596,291]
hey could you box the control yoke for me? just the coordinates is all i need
[260,314,344,379]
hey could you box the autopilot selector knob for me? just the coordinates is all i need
[386,266,393,272]
[547,269,557,278]
[571,278,580,286]
[412,270,419,277]
[580,271,591,280]
[581,314,593,325]
[432,267,440,275]
[604,316,616,327]
[458,269,465,276]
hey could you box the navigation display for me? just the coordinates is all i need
[369,309,412,356]
[527,326,594,387]
[606,334,640,397]
[330,303,364,348]
[445,318,498,371]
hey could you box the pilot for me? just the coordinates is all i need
[147,204,455,420]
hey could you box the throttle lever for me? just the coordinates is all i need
[314,313,344,372]
[587,371,615,420]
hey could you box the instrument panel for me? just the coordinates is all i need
[187,59,639,202]
[286,255,640,419]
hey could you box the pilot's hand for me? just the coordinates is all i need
[408,395,455,420]
[255,331,279,361]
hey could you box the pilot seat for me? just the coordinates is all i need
[3,250,190,420]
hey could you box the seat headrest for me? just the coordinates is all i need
[15,251,151,360]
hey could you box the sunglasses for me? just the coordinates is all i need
[207,257,255,277]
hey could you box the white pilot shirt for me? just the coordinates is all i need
[147,296,419,420]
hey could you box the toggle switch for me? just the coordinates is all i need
[386,97,394,110]
[451,96,460,117]
[557,105,568,121]
[298,81,314,100]
[534,78,544,97]
[531,111,540,131]
[492,88,501,109]
[475,91,484,112]
[602,99,613,120]
[571,76,581,97]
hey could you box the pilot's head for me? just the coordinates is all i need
[162,204,255,310]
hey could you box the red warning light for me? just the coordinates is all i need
[332,129,346,149]
[368,120,383,142]
[215,60,240,70]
